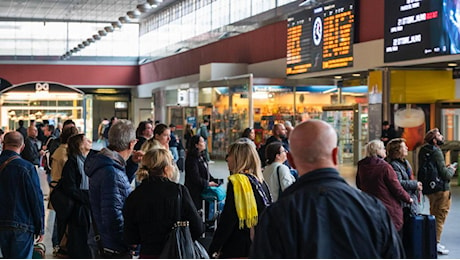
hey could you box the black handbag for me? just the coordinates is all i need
[160,187,209,259]
[49,180,75,220]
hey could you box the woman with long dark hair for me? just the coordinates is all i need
[59,133,93,258]
[185,135,219,209]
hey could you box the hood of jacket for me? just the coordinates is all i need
[357,156,387,169]
[85,148,126,178]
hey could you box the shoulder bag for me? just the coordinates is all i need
[49,180,75,221]
[160,187,209,259]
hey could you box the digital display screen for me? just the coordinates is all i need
[384,0,460,62]
[286,0,355,76]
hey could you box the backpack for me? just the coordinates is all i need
[42,137,58,171]
[417,151,444,195]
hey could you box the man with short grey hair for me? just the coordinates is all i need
[85,119,143,258]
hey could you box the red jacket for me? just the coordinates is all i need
[356,156,411,231]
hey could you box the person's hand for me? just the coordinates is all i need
[209,181,219,187]
[35,234,44,243]
[131,150,144,163]
[39,150,45,157]
[409,198,414,204]
[417,181,423,191]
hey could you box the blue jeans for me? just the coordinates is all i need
[0,229,34,258]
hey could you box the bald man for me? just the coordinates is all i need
[0,131,44,258]
[250,120,404,258]
[21,126,42,166]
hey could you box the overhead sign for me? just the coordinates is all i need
[286,0,355,75]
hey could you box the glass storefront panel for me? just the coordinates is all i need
[0,82,91,139]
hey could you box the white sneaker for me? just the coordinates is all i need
[437,243,449,255]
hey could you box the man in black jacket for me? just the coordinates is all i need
[250,119,404,258]
[21,126,41,166]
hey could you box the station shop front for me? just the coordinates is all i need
[0,81,132,142]
[0,82,91,137]
[196,75,369,162]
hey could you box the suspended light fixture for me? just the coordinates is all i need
[98,30,107,36]
[137,3,152,12]
[104,26,114,33]
[83,40,90,46]
[127,10,141,19]
[93,34,101,41]
[87,38,95,43]
[148,0,163,6]
[73,47,80,52]
[119,16,130,23]
[78,43,84,49]
[111,21,122,29]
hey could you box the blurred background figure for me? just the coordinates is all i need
[184,123,194,152]
[241,127,255,143]
[168,123,180,162]
[284,121,294,139]
[381,121,398,147]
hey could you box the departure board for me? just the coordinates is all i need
[286,0,355,76]
[384,0,460,62]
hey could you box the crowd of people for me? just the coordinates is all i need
[0,117,456,258]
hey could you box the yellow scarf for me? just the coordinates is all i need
[228,173,258,229]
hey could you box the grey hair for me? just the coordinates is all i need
[365,139,384,157]
[108,119,136,152]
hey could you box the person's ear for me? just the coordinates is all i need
[20,143,25,153]
[287,152,296,169]
[130,139,137,150]
[332,147,338,166]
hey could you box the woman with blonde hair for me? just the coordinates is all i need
[138,135,181,184]
[123,148,204,258]
[208,140,272,259]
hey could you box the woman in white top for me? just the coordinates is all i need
[262,141,296,202]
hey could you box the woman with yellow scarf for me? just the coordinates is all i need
[208,139,272,258]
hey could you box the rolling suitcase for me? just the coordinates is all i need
[422,214,437,259]
[403,214,437,259]
[403,215,424,258]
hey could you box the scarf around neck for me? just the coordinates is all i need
[228,173,258,229]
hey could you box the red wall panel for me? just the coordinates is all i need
[358,0,384,42]
[0,64,139,86]
[140,21,287,84]
[1,2,384,87]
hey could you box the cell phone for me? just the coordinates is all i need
[451,162,458,168]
